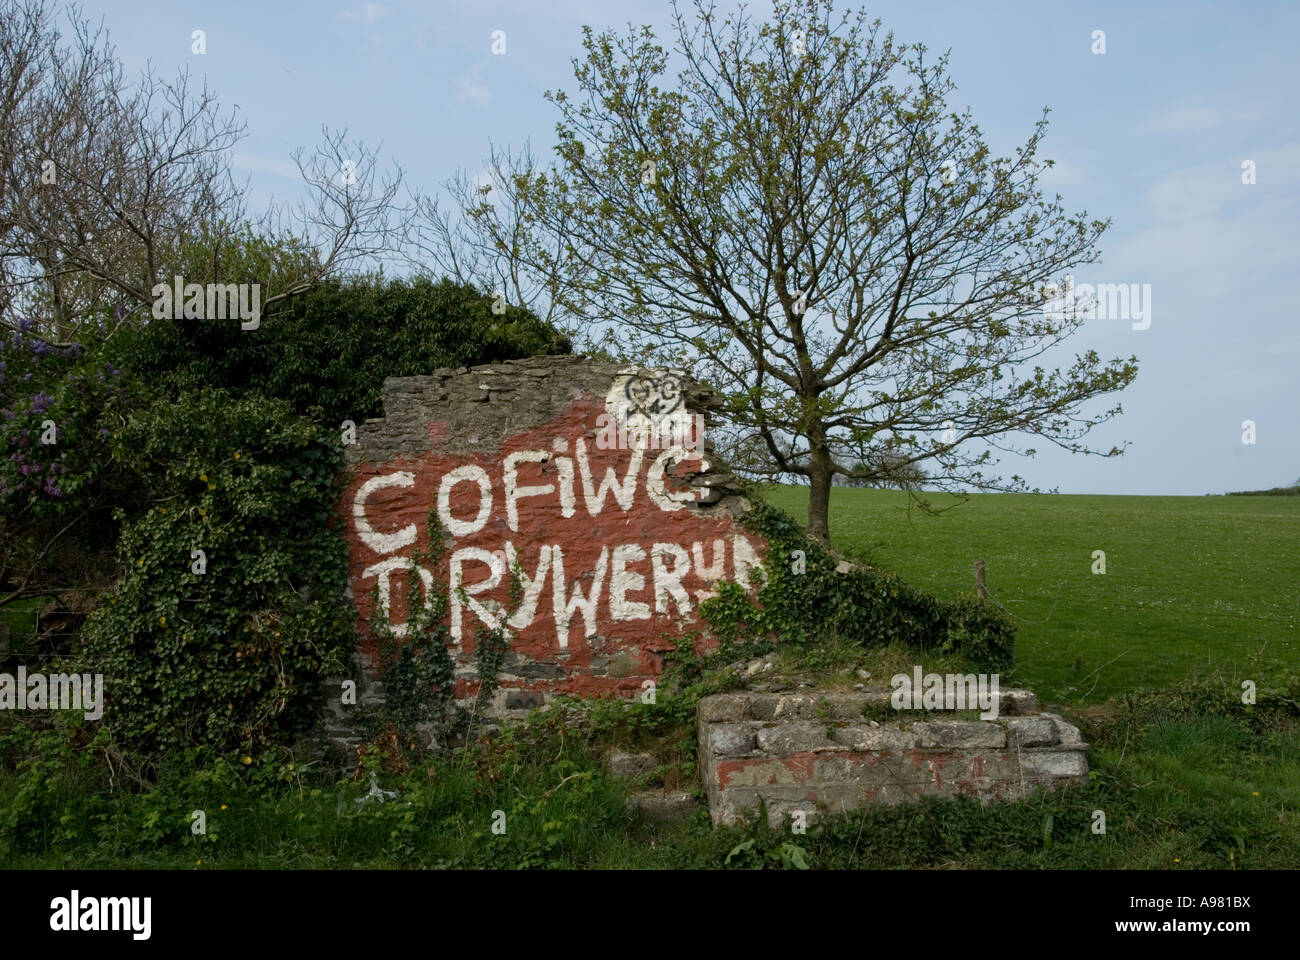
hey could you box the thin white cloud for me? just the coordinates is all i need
[457,63,492,106]
[340,2,391,25]
[1142,96,1274,138]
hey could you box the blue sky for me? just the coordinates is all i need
[81,0,1299,495]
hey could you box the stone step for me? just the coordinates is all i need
[629,790,697,825]
[605,749,658,778]
[698,690,1088,827]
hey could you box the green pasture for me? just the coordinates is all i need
[763,487,1300,703]
[3,489,1297,869]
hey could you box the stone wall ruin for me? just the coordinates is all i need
[338,356,766,715]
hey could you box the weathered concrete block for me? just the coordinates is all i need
[967,752,1023,780]
[746,695,784,720]
[914,720,1007,749]
[1002,716,1059,747]
[905,750,985,789]
[1020,749,1088,779]
[630,790,697,825]
[833,723,921,751]
[698,694,750,723]
[762,798,822,829]
[812,753,866,783]
[607,749,657,778]
[706,722,758,758]
[771,694,819,719]
[714,754,816,788]
[1041,712,1086,745]
[755,722,835,754]
[822,692,887,719]
[765,692,873,720]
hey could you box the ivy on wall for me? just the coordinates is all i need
[700,499,1015,670]
[79,387,356,762]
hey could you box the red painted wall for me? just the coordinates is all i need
[342,394,765,699]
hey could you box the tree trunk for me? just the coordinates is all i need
[806,431,833,546]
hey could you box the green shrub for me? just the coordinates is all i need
[113,274,571,424]
[79,387,355,761]
[700,498,1015,669]
[1092,656,1300,747]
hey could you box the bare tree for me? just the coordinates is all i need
[0,0,404,339]
[0,1,246,336]
[263,126,407,311]
[405,141,587,337]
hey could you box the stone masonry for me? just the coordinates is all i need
[335,356,767,730]
[698,689,1089,826]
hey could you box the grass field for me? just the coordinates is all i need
[763,486,1300,703]
[4,488,1298,869]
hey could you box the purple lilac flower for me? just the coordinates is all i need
[30,391,51,413]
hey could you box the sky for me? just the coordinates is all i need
[75,0,1300,496]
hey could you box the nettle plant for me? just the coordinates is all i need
[80,387,355,764]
